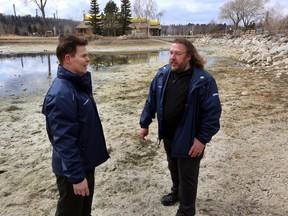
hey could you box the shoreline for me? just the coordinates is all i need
[0,36,172,54]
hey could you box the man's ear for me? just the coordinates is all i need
[64,54,71,63]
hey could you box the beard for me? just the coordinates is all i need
[170,61,187,73]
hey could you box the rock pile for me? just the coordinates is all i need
[196,34,288,68]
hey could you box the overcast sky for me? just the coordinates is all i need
[0,0,287,25]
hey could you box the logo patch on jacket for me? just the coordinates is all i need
[83,99,90,105]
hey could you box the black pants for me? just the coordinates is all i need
[55,170,95,216]
[163,139,201,216]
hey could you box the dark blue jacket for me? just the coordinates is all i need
[42,65,109,184]
[140,64,221,157]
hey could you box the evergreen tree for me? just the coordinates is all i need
[24,0,48,36]
[119,0,132,35]
[28,24,33,34]
[89,0,101,35]
[14,26,20,35]
[103,0,119,36]
[33,25,38,34]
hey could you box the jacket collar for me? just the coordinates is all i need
[57,64,92,93]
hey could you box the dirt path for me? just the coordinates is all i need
[201,64,288,215]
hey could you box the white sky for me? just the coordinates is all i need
[0,0,287,25]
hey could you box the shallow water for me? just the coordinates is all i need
[0,50,242,98]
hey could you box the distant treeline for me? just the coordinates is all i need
[161,23,229,36]
[0,13,236,37]
[0,14,79,36]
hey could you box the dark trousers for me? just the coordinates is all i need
[164,139,201,216]
[55,170,95,216]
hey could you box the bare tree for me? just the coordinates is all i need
[156,9,166,24]
[24,0,48,36]
[133,0,156,21]
[264,3,287,35]
[219,0,242,30]
[239,0,267,30]
[219,0,267,32]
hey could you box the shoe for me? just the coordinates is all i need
[161,192,179,206]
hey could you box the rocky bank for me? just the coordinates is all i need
[196,34,288,68]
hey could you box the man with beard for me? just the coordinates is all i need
[139,37,221,216]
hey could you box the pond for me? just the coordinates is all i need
[0,50,242,98]
[0,51,172,98]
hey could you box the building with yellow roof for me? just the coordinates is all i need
[76,14,161,36]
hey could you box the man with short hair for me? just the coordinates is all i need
[42,34,109,216]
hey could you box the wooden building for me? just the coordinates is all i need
[75,21,91,36]
[130,17,161,36]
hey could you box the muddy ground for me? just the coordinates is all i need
[0,36,287,216]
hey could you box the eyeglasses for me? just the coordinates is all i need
[169,51,187,56]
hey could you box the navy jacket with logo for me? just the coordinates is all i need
[42,65,109,184]
[140,64,221,157]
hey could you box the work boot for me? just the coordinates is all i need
[161,192,179,206]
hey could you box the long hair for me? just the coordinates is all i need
[56,34,88,65]
[173,37,205,68]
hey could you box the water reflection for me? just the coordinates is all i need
[90,52,170,70]
[0,51,243,98]
[0,51,170,98]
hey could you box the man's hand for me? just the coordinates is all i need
[188,138,205,157]
[139,128,149,140]
[73,178,89,196]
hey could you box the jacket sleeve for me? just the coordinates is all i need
[43,92,85,184]
[139,75,158,128]
[196,77,222,144]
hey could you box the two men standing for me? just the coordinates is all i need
[42,35,221,216]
